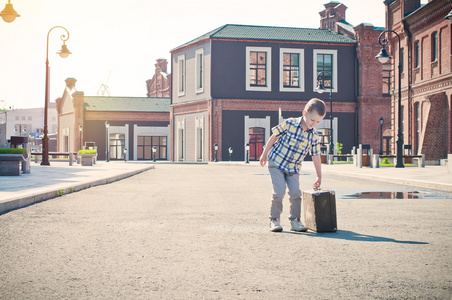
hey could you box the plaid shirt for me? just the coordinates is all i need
[268,117,320,174]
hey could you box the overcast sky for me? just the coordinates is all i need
[0,0,421,110]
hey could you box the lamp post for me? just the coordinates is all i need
[245,143,250,164]
[228,147,233,161]
[152,146,157,162]
[376,30,404,168]
[0,0,20,23]
[214,143,218,162]
[105,121,109,162]
[78,124,82,150]
[315,71,334,155]
[379,117,384,155]
[41,26,71,166]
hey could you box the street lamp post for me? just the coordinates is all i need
[0,0,20,23]
[379,117,384,155]
[214,143,218,162]
[105,121,109,162]
[315,71,334,155]
[245,143,250,164]
[152,146,157,162]
[228,147,233,161]
[376,30,404,168]
[41,26,71,166]
[78,124,82,151]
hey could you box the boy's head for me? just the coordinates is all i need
[302,98,326,130]
[304,98,326,117]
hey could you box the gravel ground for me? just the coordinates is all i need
[1,164,451,299]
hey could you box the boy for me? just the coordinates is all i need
[260,98,326,232]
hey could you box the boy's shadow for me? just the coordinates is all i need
[285,230,429,245]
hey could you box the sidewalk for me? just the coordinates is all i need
[0,160,451,214]
[0,161,155,214]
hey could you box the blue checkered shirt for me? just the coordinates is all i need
[268,117,321,174]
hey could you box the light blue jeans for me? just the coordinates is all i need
[268,159,302,220]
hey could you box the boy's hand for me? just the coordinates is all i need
[313,177,321,189]
[259,155,267,167]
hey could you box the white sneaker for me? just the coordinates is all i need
[290,218,308,232]
[269,218,283,232]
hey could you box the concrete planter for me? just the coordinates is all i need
[80,154,96,166]
[0,154,25,176]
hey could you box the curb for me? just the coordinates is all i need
[0,165,155,215]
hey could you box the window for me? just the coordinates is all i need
[401,105,405,141]
[137,136,167,160]
[400,48,404,74]
[313,49,337,92]
[431,32,438,62]
[280,48,304,92]
[414,41,420,68]
[246,47,271,91]
[109,133,125,160]
[195,49,204,93]
[178,55,185,96]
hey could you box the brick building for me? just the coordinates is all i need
[146,59,171,98]
[56,78,170,161]
[384,0,452,162]
[169,2,389,162]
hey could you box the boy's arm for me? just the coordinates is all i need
[312,155,322,188]
[259,133,278,167]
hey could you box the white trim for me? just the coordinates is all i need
[176,118,186,161]
[279,48,305,92]
[246,47,272,92]
[195,48,204,94]
[195,116,205,161]
[177,54,186,97]
[313,49,338,93]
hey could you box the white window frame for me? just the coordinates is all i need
[178,54,186,97]
[195,49,204,94]
[313,49,338,93]
[280,48,304,92]
[246,47,272,92]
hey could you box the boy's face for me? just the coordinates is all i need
[302,110,325,130]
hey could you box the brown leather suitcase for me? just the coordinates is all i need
[302,189,337,232]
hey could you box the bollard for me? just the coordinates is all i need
[448,154,451,173]
[372,154,380,168]
[69,153,73,166]
[357,147,363,168]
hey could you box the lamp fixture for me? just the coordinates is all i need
[0,0,20,23]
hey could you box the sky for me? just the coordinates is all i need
[0,0,407,110]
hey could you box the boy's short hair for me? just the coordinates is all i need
[304,98,326,116]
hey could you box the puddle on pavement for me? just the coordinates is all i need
[342,191,452,200]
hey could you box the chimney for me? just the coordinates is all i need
[65,77,77,89]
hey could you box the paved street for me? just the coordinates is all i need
[1,163,451,299]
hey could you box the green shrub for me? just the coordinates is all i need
[78,149,96,154]
[0,148,27,154]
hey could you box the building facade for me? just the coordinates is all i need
[384,0,452,162]
[170,7,389,162]
[56,78,170,161]
[0,104,58,151]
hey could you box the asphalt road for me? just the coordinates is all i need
[1,164,451,299]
